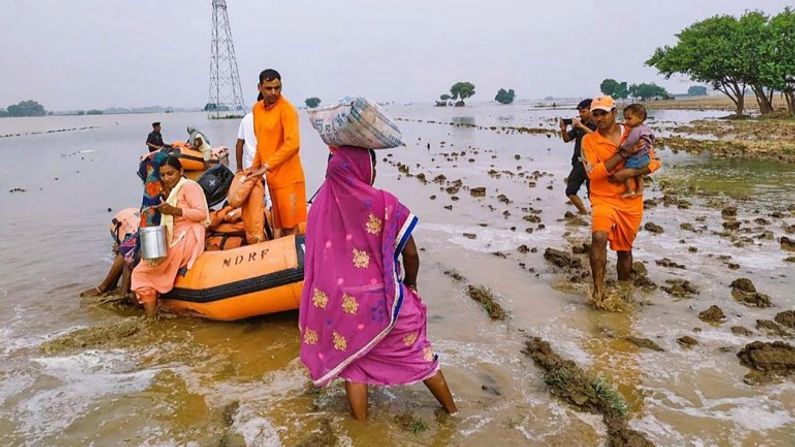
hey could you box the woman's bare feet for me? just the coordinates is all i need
[80,286,107,297]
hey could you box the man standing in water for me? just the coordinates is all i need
[247,69,307,238]
[559,99,596,215]
[146,122,164,152]
[581,96,660,306]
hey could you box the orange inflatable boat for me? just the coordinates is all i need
[169,141,229,171]
[159,234,305,321]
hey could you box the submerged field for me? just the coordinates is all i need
[0,104,793,446]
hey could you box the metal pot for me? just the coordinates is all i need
[139,226,168,260]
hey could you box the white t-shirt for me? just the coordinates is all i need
[237,113,257,169]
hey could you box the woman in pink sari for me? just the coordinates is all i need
[131,156,209,317]
[299,146,457,421]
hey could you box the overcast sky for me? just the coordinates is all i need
[1,0,791,110]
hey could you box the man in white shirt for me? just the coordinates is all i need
[236,104,271,209]
[235,112,257,172]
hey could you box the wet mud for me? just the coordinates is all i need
[466,285,507,321]
[523,337,654,447]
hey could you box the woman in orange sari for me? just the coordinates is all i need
[131,156,209,317]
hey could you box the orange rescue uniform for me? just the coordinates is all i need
[251,97,307,230]
[581,126,661,251]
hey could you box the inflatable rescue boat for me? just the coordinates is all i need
[159,234,305,321]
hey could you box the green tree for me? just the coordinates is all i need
[648,15,747,115]
[450,82,476,106]
[5,100,46,117]
[0,109,8,118]
[628,83,669,101]
[736,11,775,114]
[305,97,321,108]
[600,79,628,99]
[765,8,795,114]
[440,94,452,101]
[495,88,516,104]
[687,85,708,96]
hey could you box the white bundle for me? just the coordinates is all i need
[307,96,403,149]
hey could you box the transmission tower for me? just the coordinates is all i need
[208,0,245,119]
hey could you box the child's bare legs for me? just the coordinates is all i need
[423,369,458,414]
[121,265,132,295]
[635,175,644,196]
[80,254,124,297]
[345,381,369,421]
[622,176,637,198]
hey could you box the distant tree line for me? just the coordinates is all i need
[599,79,671,101]
[304,97,321,108]
[495,88,516,104]
[647,8,795,115]
[0,100,47,118]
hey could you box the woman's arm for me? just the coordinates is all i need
[401,235,419,291]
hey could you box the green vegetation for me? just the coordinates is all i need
[600,79,629,100]
[304,97,321,108]
[1,100,46,117]
[495,88,516,104]
[450,81,476,106]
[687,85,708,96]
[628,83,670,101]
[647,8,795,115]
[600,79,669,101]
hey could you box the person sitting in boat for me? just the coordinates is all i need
[131,156,210,318]
[80,208,141,298]
[187,126,212,170]
[298,145,458,421]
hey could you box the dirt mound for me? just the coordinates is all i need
[544,248,583,270]
[729,278,771,307]
[737,341,795,380]
[661,279,699,298]
[644,222,663,234]
[730,278,756,293]
[781,236,795,251]
[774,310,795,329]
[677,336,699,349]
[470,186,486,197]
[39,318,145,354]
[732,290,772,308]
[698,305,726,323]
[721,207,737,217]
[467,285,507,321]
[522,337,655,447]
[655,258,685,269]
[731,326,754,336]
[756,320,790,337]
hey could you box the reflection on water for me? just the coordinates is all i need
[664,155,795,204]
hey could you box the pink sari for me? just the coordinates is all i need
[299,146,439,386]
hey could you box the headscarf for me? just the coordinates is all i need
[298,146,418,386]
[187,126,212,161]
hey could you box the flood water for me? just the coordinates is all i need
[0,103,793,446]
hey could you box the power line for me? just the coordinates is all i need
[208,0,245,119]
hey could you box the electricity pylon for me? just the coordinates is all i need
[208,0,245,119]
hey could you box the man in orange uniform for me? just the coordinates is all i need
[246,69,307,238]
[581,96,661,306]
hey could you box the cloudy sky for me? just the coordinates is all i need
[1,0,791,110]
